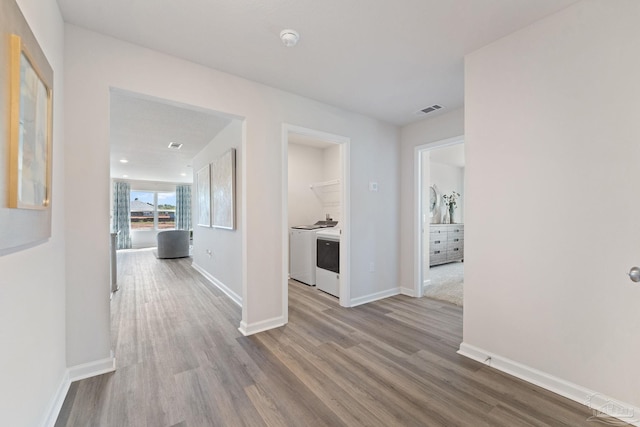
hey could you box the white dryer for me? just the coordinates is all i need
[289,221,337,286]
[315,228,340,297]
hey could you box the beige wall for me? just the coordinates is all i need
[0,0,67,426]
[464,0,640,409]
[64,23,400,361]
[399,108,464,295]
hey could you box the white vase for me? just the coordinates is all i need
[443,209,450,224]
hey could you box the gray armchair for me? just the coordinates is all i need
[157,230,190,259]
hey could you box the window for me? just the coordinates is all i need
[130,191,176,230]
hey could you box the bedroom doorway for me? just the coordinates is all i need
[416,136,465,306]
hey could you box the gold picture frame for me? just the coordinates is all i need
[8,34,53,210]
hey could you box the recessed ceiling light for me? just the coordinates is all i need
[180,173,187,177]
[280,29,300,47]
[123,174,128,178]
[120,159,128,163]
[168,142,183,150]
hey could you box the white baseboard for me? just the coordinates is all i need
[458,343,640,427]
[238,316,286,336]
[192,263,242,307]
[68,356,116,382]
[399,286,417,297]
[41,370,70,427]
[42,356,116,427]
[350,287,400,307]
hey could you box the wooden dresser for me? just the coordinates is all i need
[429,224,464,266]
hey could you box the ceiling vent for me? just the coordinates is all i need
[418,104,444,115]
[168,142,183,150]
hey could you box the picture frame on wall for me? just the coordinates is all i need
[211,148,236,230]
[8,34,53,210]
[196,164,211,227]
[1,0,56,254]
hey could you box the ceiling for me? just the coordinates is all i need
[69,1,577,183]
[58,0,578,126]
[110,90,232,183]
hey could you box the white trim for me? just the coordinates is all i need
[399,286,417,297]
[192,262,242,307]
[414,136,464,298]
[238,316,286,336]
[68,356,116,382]
[350,287,400,307]
[240,119,249,335]
[458,343,640,427]
[421,278,431,296]
[281,127,289,325]
[41,371,70,427]
[41,357,116,426]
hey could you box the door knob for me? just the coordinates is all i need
[628,266,640,282]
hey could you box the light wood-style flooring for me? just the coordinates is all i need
[55,249,602,426]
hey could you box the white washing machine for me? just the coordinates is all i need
[289,221,337,286]
[315,228,340,297]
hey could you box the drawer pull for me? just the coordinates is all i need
[435,240,441,244]
[453,238,459,242]
[434,251,441,254]
[452,248,459,251]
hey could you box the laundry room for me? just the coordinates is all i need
[288,133,342,298]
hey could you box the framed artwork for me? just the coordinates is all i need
[8,34,52,210]
[212,148,236,230]
[1,0,55,254]
[196,165,211,227]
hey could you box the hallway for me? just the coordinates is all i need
[55,250,596,426]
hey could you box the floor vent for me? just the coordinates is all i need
[419,104,444,115]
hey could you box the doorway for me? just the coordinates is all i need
[281,124,350,321]
[415,136,465,303]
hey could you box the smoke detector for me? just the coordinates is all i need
[280,29,300,47]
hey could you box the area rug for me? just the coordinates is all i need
[424,262,464,306]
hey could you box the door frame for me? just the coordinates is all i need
[281,124,351,323]
[414,135,464,296]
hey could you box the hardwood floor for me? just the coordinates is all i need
[55,249,602,426]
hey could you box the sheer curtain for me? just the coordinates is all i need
[176,184,192,231]
[112,181,132,249]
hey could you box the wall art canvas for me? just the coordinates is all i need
[211,148,236,230]
[196,165,211,227]
[9,34,52,209]
[1,0,54,254]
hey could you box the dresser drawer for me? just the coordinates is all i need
[429,226,447,237]
[448,226,464,238]
[429,234,447,246]
[429,248,447,265]
[446,246,464,261]
[447,235,463,245]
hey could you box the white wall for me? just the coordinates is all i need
[322,144,342,224]
[192,120,243,302]
[430,161,464,224]
[399,108,464,294]
[287,143,342,229]
[287,144,325,228]
[0,0,67,426]
[464,0,640,410]
[64,25,399,349]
